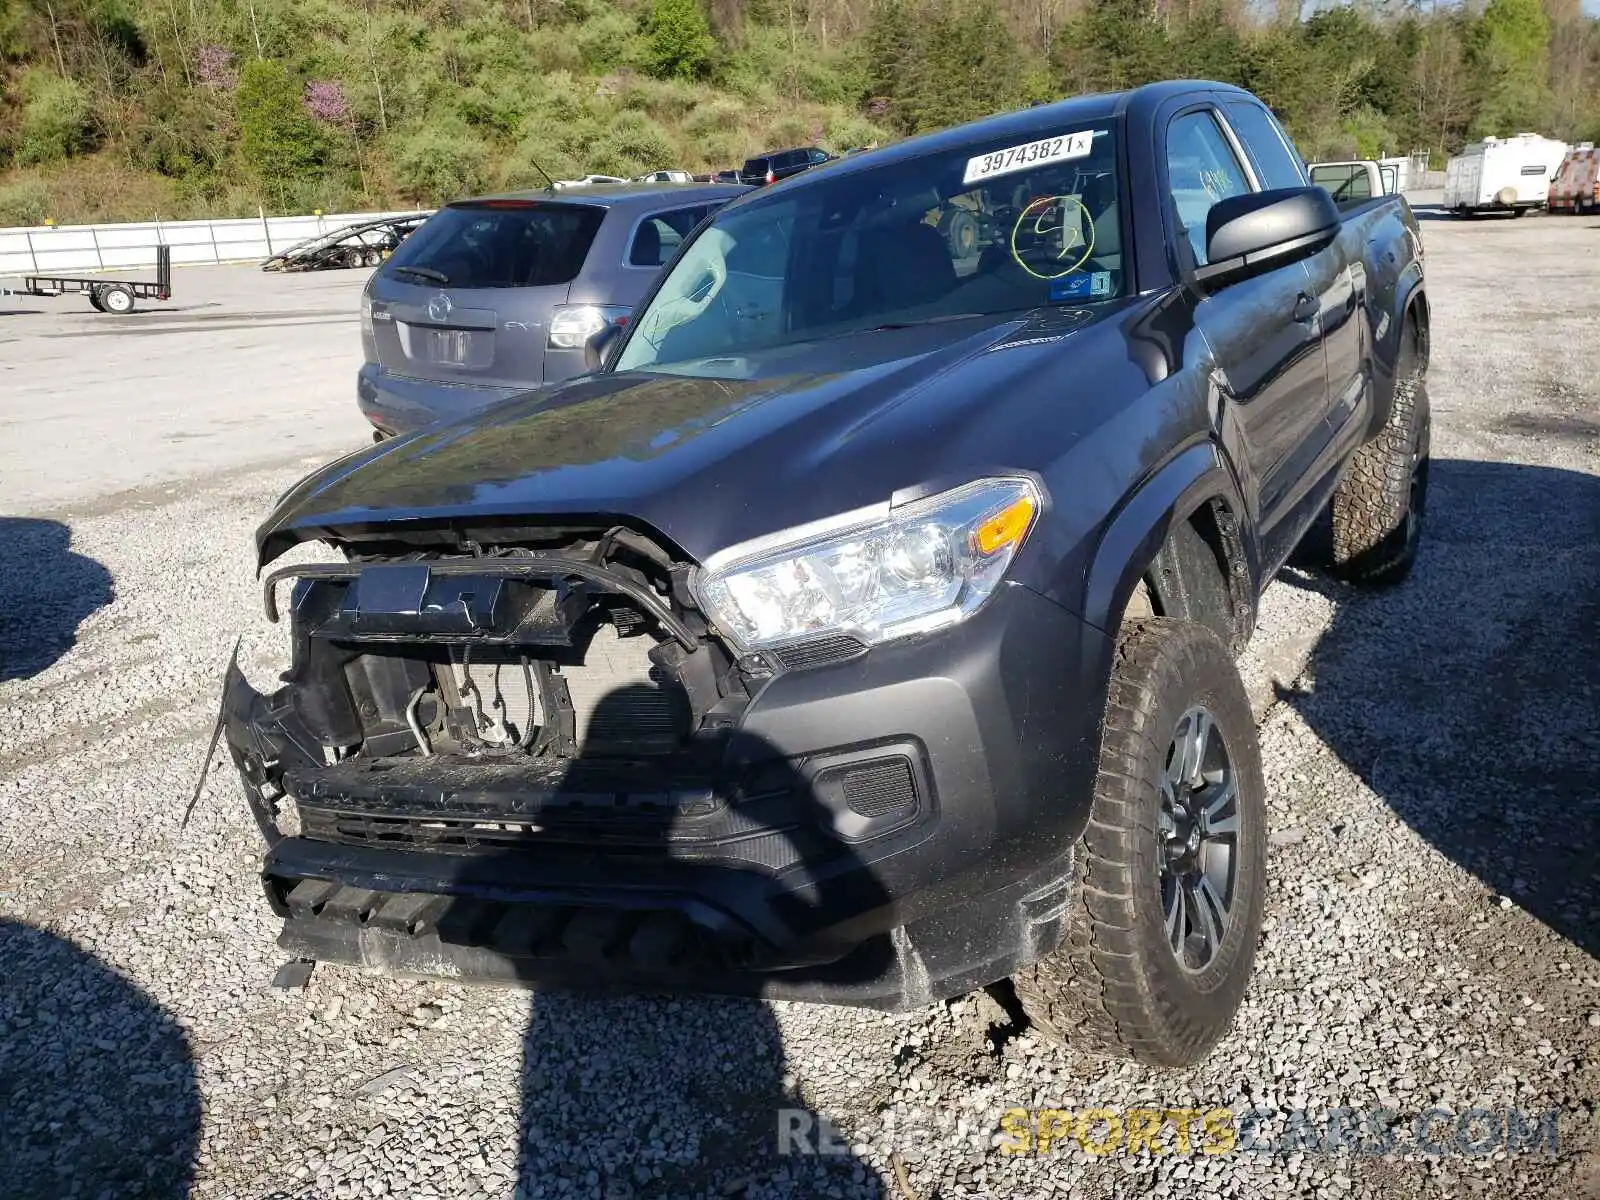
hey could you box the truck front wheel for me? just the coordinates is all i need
[1011,617,1267,1068]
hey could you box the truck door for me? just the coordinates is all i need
[1164,106,1333,556]
[1221,100,1364,561]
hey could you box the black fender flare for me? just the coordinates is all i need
[1080,440,1253,650]
[1368,267,1427,436]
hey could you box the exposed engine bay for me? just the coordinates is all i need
[229,524,796,854]
[262,526,747,761]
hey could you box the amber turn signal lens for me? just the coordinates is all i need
[974,495,1037,555]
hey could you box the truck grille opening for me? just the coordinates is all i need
[258,531,754,771]
[437,622,687,754]
[244,529,784,852]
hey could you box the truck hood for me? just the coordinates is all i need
[258,303,1138,567]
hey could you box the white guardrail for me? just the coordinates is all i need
[0,209,424,277]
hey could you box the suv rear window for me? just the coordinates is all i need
[384,201,606,289]
[742,157,771,176]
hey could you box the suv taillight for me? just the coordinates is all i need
[765,170,775,185]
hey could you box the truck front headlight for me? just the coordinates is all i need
[695,477,1042,652]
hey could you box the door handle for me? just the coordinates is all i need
[1291,293,1318,324]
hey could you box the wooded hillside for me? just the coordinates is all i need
[1,0,1597,224]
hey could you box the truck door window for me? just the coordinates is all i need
[1223,102,1307,190]
[1166,111,1253,265]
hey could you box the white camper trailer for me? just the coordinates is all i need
[1443,134,1570,215]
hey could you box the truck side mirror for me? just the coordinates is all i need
[1193,186,1340,291]
[584,321,626,373]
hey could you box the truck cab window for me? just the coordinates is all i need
[1223,102,1308,190]
[1166,111,1253,265]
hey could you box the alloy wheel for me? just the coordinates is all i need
[1158,706,1241,973]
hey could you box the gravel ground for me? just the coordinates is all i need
[2,211,1598,1200]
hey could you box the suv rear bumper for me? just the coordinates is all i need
[357,363,524,437]
[223,585,1113,1009]
[356,356,590,437]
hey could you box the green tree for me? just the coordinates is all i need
[902,0,1021,133]
[235,58,328,204]
[864,0,915,118]
[643,0,716,81]
[1470,0,1552,136]
[392,117,490,203]
[15,68,93,164]
[1055,0,1174,94]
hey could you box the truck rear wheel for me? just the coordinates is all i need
[1328,325,1429,585]
[1011,617,1267,1068]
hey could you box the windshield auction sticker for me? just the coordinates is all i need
[963,130,1101,185]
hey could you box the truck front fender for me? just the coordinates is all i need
[1079,440,1253,648]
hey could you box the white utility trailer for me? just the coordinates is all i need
[1443,133,1569,216]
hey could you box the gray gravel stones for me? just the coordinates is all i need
[2,219,1599,1199]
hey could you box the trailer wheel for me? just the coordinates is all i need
[88,286,106,312]
[100,285,136,315]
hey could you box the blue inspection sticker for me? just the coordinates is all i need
[1050,270,1112,302]
[1050,274,1094,301]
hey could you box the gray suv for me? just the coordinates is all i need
[357,182,747,438]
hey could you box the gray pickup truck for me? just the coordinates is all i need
[222,80,1428,1068]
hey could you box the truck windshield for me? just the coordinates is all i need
[615,125,1124,374]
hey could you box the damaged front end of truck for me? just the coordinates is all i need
[220,517,923,999]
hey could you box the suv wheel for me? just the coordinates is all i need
[1012,617,1266,1067]
[1328,323,1430,585]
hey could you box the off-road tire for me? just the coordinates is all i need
[1011,618,1267,1068]
[1328,325,1430,585]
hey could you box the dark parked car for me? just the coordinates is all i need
[739,146,833,186]
[225,81,1428,1068]
[356,182,747,438]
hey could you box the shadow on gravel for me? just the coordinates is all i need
[1279,457,1600,957]
[502,690,890,1198]
[0,919,201,1197]
[0,517,114,681]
